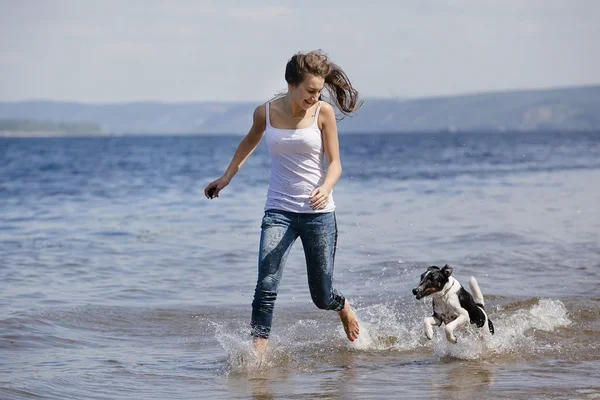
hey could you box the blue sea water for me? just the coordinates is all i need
[1,131,599,399]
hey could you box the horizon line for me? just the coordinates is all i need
[2,82,599,105]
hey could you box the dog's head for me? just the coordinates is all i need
[412,264,453,300]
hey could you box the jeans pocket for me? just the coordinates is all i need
[261,210,289,229]
[304,212,337,236]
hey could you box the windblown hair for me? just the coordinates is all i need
[284,50,363,119]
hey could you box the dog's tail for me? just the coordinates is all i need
[469,276,485,307]
[470,277,495,335]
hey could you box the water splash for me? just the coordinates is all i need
[485,298,571,355]
[211,298,572,369]
[345,302,423,351]
[212,319,333,374]
[212,322,266,373]
[350,298,571,360]
[431,298,571,360]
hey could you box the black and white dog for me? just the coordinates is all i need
[412,265,495,344]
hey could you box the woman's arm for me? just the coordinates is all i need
[310,102,342,209]
[204,104,266,199]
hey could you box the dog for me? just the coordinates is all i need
[412,264,494,344]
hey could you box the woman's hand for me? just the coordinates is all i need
[204,176,230,199]
[309,186,331,210]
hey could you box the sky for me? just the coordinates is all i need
[1,0,599,103]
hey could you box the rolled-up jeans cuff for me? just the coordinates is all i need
[332,292,346,311]
[250,324,270,339]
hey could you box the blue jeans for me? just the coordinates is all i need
[251,209,346,339]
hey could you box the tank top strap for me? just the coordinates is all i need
[265,101,272,129]
[312,101,324,128]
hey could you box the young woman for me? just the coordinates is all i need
[204,50,362,352]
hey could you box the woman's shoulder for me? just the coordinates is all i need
[318,101,334,114]
[253,103,267,120]
[317,101,336,125]
[247,103,266,133]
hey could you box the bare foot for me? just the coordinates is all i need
[253,337,268,354]
[338,300,360,342]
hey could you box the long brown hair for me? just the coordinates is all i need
[284,50,363,119]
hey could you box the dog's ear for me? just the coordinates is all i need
[441,264,453,277]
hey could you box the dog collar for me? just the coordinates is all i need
[440,278,455,297]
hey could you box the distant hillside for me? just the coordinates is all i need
[1,85,599,135]
[0,119,105,137]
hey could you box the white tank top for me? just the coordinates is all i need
[264,101,335,213]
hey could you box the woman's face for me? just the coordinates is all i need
[290,74,325,110]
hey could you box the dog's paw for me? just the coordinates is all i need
[425,326,434,340]
[445,328,457,344]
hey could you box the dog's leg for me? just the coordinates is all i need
[424,316,441,340]
[444,314,468,344]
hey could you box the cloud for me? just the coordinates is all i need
[55,23,106,39]
[153,2,292,21]
[226,6,292,20]
[153,2,219,20]
[0,0,598,102]
[102,41,155,56]
[0,51,21,65]
[150,23,207,40]
[515,20,541,35]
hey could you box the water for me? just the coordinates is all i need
[1,131,599,399]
